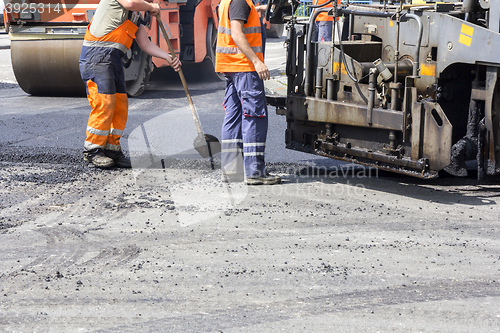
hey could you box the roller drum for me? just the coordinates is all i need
[11,39,86,96]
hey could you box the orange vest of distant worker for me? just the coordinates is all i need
[83,19,138,53]
[215,0,264,73]
[315,0,341,22]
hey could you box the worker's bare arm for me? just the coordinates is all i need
[230,19,269,80]
[254,4,267,12]
[135,25,181,71]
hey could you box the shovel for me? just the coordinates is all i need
[155,14,221,169]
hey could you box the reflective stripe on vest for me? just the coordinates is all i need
[83,19,138,52]
[215,0,264,73]
[217,45,263,55]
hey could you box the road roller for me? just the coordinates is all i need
[4,0,223,96]
[266,0,500,179]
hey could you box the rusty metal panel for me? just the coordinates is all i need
[471,87,487,101]
[403,85,417,142]
[434,14,500,75]
[484,67,500,175]
[411,101,424,161]
[422,101,453,170]
[401,14,430,48]
[289,96,404,130]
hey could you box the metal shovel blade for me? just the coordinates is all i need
[193,134,221,159]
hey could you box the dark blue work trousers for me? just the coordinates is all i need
[221,72,268,179]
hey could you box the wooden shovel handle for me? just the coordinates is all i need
[155,14,204,136]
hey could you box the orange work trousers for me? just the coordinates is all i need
[79,45,128,152]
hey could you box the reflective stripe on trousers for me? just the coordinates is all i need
[221,72,268,178]
[79,45,128,151]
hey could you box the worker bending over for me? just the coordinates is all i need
[215,0,281,185]
[79,0,181,168]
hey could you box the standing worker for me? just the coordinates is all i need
[79,0,181,169]
[314,0,340,42]
[215,0,281,185]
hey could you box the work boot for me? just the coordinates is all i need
[245,174,281,185]
[104,150,132,168]
[83,148,114,169]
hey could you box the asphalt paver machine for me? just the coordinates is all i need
[267,0,500,179]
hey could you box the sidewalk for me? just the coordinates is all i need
[0,31,16,84]
[263,34,288,97]
[264,68,287,97]
[0,31,10,50]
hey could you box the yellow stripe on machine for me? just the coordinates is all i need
[334,62,347,75]
[420,63,436,77]
[460,24,474,37]
[459,23,474,47]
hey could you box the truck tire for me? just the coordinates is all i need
[125,41,153,97]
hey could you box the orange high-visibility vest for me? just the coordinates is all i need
[315,0,341,22]
[83,19,138,53]
[215,0,264,73]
